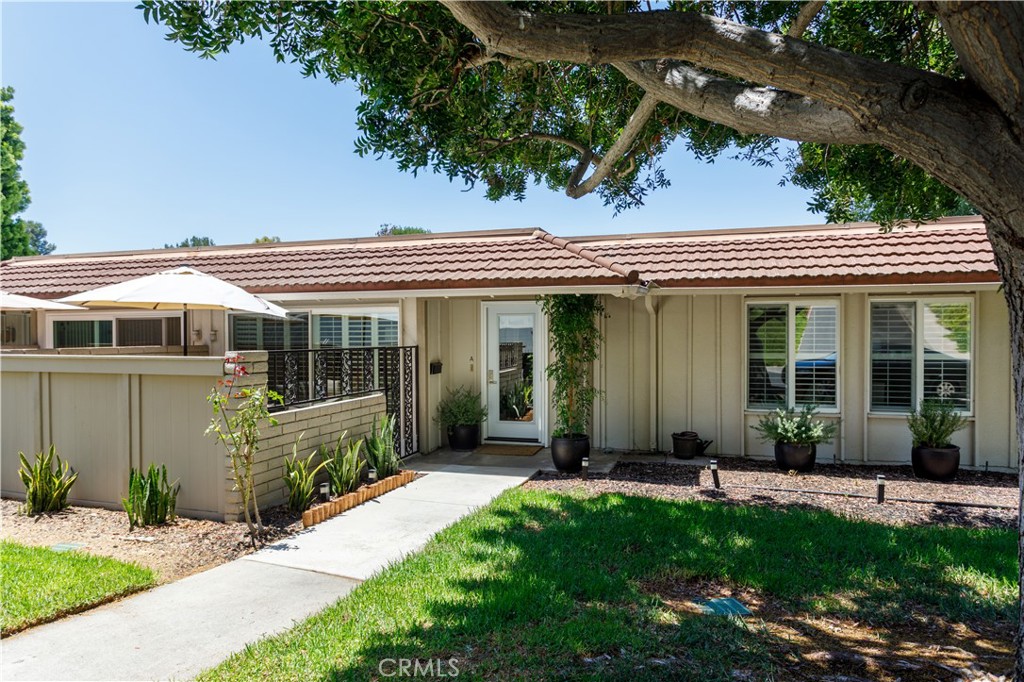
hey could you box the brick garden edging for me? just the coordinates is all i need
[301,469,417,528]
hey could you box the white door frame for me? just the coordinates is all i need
[480,301,547,445]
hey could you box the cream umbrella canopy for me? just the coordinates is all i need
[0,291,84,311]
[59,266,289,355]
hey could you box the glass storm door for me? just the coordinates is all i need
[484,303,543,442]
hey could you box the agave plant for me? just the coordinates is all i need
[282,433,326,513]
[122,463,180,529]
[18,445,78,516]
[322,431,366,496]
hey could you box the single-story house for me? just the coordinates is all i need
[1,214,1016,475]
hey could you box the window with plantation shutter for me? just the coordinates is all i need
[747,301,839,410]
[747,305,788,408]
[229,314,308,350]
[53,320,113,348]
[870,302,914,412]
[117,318,163,346]
[794,305,838,408]
[871,300,972,413]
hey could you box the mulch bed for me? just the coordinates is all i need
[524,458,1018,528]
[0,499,303,583]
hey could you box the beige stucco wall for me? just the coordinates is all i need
[418,285,1016,471]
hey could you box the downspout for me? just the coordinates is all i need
[644,293,660,452]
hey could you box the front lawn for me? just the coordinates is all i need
[201,488,1017,681]
[1,540,155,635]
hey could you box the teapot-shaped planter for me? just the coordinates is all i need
[671,431,714,459]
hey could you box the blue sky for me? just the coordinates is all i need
[2,2,819,254]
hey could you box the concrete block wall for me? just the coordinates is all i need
[219,351,387,521]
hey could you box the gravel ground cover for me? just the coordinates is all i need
[0,499,302,583]
[525,457,1017,528]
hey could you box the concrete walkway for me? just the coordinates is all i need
[1,458,537,682]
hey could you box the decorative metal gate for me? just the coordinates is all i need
[266,346,418,458]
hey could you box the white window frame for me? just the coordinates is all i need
[45,311,182,349]
[866,296,975,417]
[744,298,842,414]
[227,305,402,351]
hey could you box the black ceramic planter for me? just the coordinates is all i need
[912,445,960,482]
[448,424,480,452]
[551,434,590,473]
[774,442,816,472]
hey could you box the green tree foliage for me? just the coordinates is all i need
[376,224,431,237]
[2,88,53,260]
[23,220,54,255]
[138,2,977,224]
[163,235,215,248]
[253,235,281,243]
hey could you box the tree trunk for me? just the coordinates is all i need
[988,222,1024,681]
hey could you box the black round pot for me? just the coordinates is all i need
[774,442,816,472]
[912,445,960,482]
[448,424,480,452]
[672,431,699,459]
[551,434,590,473]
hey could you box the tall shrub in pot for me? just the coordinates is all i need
[907,400,969,481]
[541,294,604,473]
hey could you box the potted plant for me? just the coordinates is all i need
[752,405,838,472]
[542,294,604,473]
[907,400,968,481]
[433,386,487,451]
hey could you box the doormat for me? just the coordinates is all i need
[695,597,752,617]
[474,444,543,456]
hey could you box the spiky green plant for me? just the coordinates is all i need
[283,433,326,513]
[122,463,180,529]
[364,414,400,479]
[18,445,77,516]
[322,431,366,496]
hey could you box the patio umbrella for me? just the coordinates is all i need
[58,266,289,355]
[0,291,84,311]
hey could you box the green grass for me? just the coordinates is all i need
[200,488,1017,681]
[1,541,155,635]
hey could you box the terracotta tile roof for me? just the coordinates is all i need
[0,216,997,299]
[573,216,997,288]
[0,229,632,298]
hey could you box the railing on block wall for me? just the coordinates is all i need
[265,346,418,458]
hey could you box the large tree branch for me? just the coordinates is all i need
[787,0,826,39]
[440,0,956,129]
[930,1,1024,134]
[566,92,659,198]
[616,61,872,144]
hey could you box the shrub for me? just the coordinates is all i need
[365,414,400,479]
[433,386,487,430]
[207,379,281,542]
[542,294,604,437]
[283,433,326,513]
[122,463,180,529]
[18,445,77,516]
[752,405,838,446]
[322,432,365,496]
[908,400,969,448]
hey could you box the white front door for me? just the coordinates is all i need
[483,302,544,442]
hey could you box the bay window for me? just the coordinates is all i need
[747,301,839,410]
